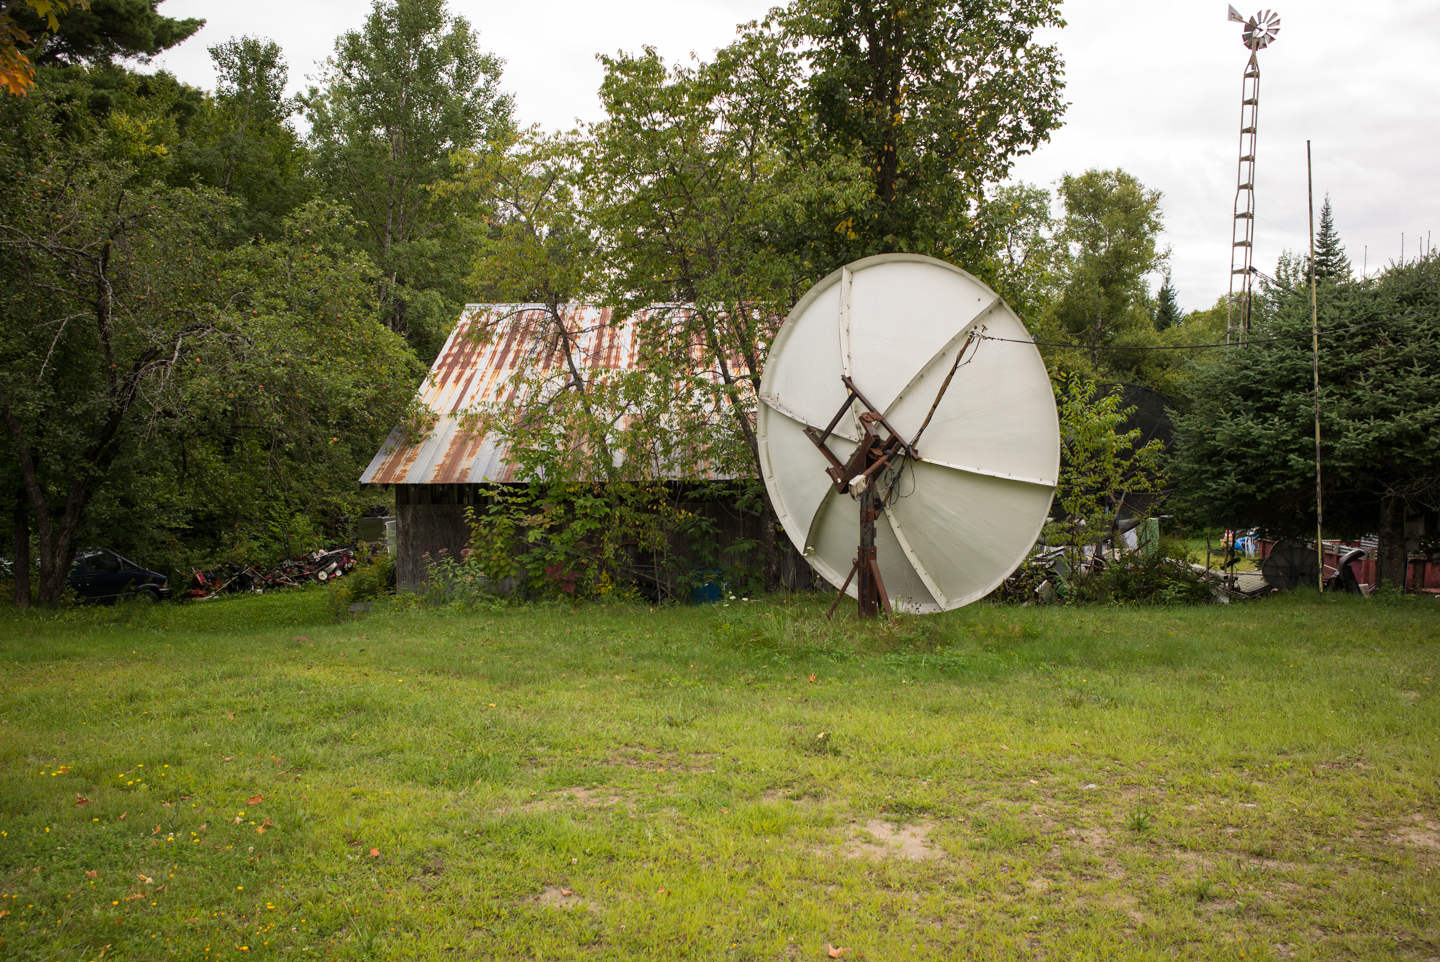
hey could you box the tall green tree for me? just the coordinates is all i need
[763,0,1066,264]
[0,88,418,604]
[305,0,513,354]
[1170,255,1440,590]
[974,180,1058,323]
[1313,195,1351,281]
[1045,168,1166,373]
[174,36,307,239]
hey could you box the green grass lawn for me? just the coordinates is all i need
[1,590,1437,961]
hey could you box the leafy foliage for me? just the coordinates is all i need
[21,0,199,67]
[769,0,1067,263]
[1,0,91,96]
[1070,543,1211,606]
[172,36,308,240]
[0,88,419,602]
[1170,254,1440,586]
[1046,375,1167,565]
[1042,169,1167,377]
[304,0,513,354]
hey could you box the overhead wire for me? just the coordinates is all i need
[974,316,1408,352]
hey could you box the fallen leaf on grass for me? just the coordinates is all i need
[124,891,144,902]
[185,917,201,923]
[118,811,127,820]
[369,848,380,858]
[198,823,207,831]
[827,945,849,958]
[232,816,243,825]
[151,825,161,836]
[137,874,153,885]
[256,826,266,835]
[247,794,264,806]
[75,794,91,806]
[809,674,816,683]
[221,756,234,762]
[225,712,234,721]
[291,635,310,642]
[85,870,98,879]
[0,909,9,919]
[560,889,573,896]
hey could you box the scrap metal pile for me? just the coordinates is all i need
[186,547,358,600]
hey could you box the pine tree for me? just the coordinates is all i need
[1313,195,1351,280]
[1154,274,1180,331]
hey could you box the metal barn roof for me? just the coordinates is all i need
[360,304,745,486]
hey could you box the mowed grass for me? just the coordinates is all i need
[0,590,1437,961]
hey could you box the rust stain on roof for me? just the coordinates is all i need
[360,304,751,486]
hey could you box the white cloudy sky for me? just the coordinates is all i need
[152,0,1440,312]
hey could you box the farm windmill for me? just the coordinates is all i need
[1225,6,1282,343]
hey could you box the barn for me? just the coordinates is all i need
[360,304,814,594]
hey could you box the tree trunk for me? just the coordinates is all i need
[1376,495,1407,591]
[12,494,30,608]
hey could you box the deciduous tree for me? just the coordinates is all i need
[768,0,1066,263]
[305,0,512,354]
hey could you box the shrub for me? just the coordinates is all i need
[1074,541,1211,605]
[326,552,395,616]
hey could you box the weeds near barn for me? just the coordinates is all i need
[0,590,1436,959]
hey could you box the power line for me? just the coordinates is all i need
[978,316,1417,353]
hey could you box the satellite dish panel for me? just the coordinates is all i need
[1260,539,1318,591]
[757,254,1059,614]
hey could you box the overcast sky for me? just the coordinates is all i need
[152,0,1440,312]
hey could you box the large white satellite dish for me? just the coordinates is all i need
[757,254,1059,616]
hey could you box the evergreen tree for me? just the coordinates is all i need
[1170,257,1440,590]
[23,0,201,66]
[1313,195,1351,280]
[1154,274,1179,331]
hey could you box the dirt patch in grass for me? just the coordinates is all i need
[761,788,823,805]
[608,748,717,773]
[530,886,594,911]
[842,818,940,861]
[1389,815,1440,851]
[514,786,637,814]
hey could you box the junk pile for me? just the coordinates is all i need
[186,547,358,600]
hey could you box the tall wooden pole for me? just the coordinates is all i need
[1308,141,1324,592]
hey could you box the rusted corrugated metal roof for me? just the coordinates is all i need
[360,304,746,486]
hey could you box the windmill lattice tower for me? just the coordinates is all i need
[1226,6,1281,344]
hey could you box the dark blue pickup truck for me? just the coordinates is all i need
[68,549,172,603]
